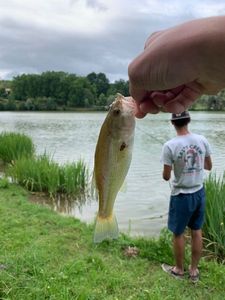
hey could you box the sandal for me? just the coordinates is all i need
[161,263,184,280]
[189,271,200,283]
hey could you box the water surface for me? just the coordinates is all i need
[1,111,224,237]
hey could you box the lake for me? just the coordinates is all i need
[0,111,225,237]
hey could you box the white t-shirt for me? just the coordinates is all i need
[161,133,212,195]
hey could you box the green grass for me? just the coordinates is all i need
[6,154,89,197]
[203,173,225,262]
[59,160,89,195]
[0,132,35,163]
[0,183,225,299]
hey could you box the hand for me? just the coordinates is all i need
[128,16,225,118]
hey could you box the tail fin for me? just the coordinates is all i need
[93,213,119,243]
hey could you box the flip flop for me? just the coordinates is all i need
[161,263,184,280]
[189,271,200,283]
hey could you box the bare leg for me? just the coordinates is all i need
[190,229,202,275]
[173,233,185,274]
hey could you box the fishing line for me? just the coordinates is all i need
[136,125,164,145]
[136,124,172,191]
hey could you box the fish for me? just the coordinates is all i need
[92,93,136,243]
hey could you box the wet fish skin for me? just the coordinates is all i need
[93,93,136,243]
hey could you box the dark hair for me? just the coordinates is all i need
[171,117,190,128]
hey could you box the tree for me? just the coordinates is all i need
[0,87,6,97]
[87,72,110,97]
[25,99,35,110]
[5,100,17,111]
[107,95,116,106]
[108,79,129,96]
[12,74,29,100]
[97,93,107,106]
[46,98,57,110]
[68,77,96,107]
[0,103,5,111]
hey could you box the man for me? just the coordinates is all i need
[161,111,212,282]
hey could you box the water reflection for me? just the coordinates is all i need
[30,192,93,216]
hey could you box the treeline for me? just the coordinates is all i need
[0,71,129,111]
[1,71,225,111]
[191,90,225,111]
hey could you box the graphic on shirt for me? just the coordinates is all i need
[178,144,203,173]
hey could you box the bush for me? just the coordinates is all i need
[0,132,35,163]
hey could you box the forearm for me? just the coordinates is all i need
[204,156,212,171]
[198,16,225,94]
[163,165,172,181]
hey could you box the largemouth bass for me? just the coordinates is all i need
[93,94,136,243]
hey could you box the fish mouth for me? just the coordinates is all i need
[123,96,138,115]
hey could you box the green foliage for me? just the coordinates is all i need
[7,154,89,197]
[0,71,130,111]
[96,93,107,106]
[0,176,9,188]
[67,77,96,107]
[59,160,89,195]
[107,79,129,97]
[4,99,17,110]
[0,131,88,198]
[191,92,225,111]
[0,80,12,89]
[203,173,225,262]
[0,132,35,163]
[0,87,6,97]
[3,74,225,111]
[87,72,110,97]
[7,154,59,194]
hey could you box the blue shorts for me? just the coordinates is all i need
[168,187,205,235]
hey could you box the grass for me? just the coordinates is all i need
[0,132,35,164]
[59,160,89,195]
[0,183,225,300]
[6,154,89,197]
[0,131,89,198]
[203,173,225,262]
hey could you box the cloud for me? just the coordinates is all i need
[0,0,225,81]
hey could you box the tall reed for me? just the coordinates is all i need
[0,132,35,163]
[203,173,225,262]
[59,160,89,195]
[7,154,89,197]
[7,154,59,194]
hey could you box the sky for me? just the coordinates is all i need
[1,0,225,82]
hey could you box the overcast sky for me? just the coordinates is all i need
[1,0,225,82]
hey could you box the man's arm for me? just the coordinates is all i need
[128,16,225,117]
[204,156,212,171]
[163,165,172,181]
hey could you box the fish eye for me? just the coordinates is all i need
[113,108,121,116]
